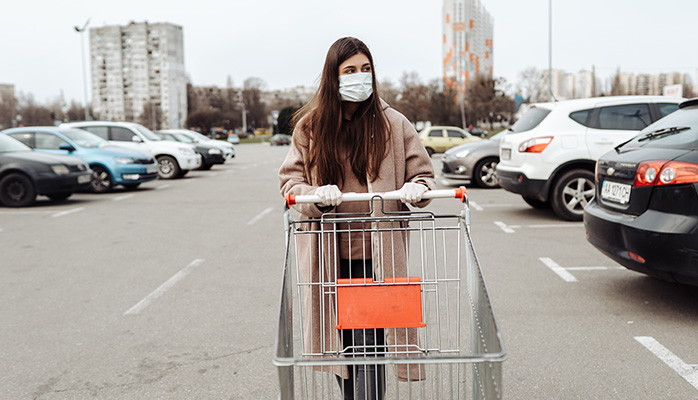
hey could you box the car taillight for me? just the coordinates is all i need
[518,137,553,153]
[633,160,698,187]
[595,160,599,181]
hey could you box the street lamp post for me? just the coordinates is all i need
[74,19,91,121]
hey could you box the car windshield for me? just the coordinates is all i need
[61,129,106,148]
[172,133,194,143]
[134,124,162,141]
[0,134,32,152]
[619,106,698,150]
[509,107,551,133]
[190,131,211,141]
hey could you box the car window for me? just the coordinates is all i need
[82,126,109,140]
[8,132,35,148]
[598,103,650,130]
[446,130,465,139]
[428,130,443,138]
[569,109,592,127]
[0,134,32,152]
[510,107,550,133]
[110,127,136,141]
[657,103,680,118]
[35,132,67,150]
[622,106,698,150]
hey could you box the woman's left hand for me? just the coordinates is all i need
[398,182,428,204]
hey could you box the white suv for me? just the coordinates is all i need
[496,96,682,220]
[61,121,201,179]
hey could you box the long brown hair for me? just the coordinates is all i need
[293,37,390,186]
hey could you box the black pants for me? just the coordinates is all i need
[336,259,386,400]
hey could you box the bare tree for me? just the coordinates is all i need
[394,72,430,123]
[517,67,545,103]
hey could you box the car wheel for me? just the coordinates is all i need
[90,165,113,193]
[157,155,181,179]
[47,192,72,202]
[473,157,500,188]
[0,173,36,207]
[522,196,550,209]
[551,169,595,221]
[425,147,435,157]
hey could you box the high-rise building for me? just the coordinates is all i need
[442,0,494,94]
[90,21,186,129]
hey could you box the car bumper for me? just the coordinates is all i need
[112,164,159,185]
[202,153,226,165]
[178,154,201,170]
[441,159,472,181]
[496,169,547,200]
[35,171,93,195]
[584,199,698,286]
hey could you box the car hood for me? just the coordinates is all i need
[1,150,85,166]
[445,138,500,155]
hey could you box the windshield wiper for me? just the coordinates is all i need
[637,126,690,142]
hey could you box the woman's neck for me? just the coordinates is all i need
[342,101,360,120]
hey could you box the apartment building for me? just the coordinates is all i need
[90,21,186,129]
[442,0,494,94]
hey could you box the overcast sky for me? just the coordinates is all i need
[2,0,697,105]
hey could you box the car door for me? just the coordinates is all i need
[585,103,651,160]
[32,132,76,157]
[427,128,447,152]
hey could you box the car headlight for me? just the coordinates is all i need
[114,157,137,164]
[207,148,222,155]
[454,149,470,158]
[51,165,70,175]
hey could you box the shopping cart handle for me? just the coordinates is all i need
[285,186,467,206]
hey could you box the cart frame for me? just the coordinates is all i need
[274,188,506,399]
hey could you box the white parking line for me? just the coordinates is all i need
[494,220,581,233]
[156,184,171,190]
[635,336,698,390]
[51,207,85,218]
[113,194,134,202]
[247,207,274,225]
[469,201,484,211]
[539,257,625,282]
[540,257,578,282]
[124,258,205,315]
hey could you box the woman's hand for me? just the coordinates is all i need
[398,182,428,204]
[315,185,342,206]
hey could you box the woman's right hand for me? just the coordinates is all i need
[315,185,342,206]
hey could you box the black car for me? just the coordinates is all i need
[0,134,93,207]
[584,97,698,286]
[156,131,225,170]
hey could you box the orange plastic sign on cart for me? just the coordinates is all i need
[335,277,425,329]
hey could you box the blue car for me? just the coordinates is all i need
[2,127,159,193]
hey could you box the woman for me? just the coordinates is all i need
[278,37,436,399]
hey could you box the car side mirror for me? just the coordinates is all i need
[131,135,143,143]
[59,143,76,152]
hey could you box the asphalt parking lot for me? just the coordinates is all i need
[2,144,698,399]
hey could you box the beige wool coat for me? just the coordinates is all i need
[278,100,436,380]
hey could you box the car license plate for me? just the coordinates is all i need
[501,148,511,160]
[78,174,91,184]
[601,180,631,204]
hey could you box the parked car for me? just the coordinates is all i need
[61,121,200,179]
[442,130,505,188]
[419,126,481,156]
[159,129,235,160]
[496,96,682,220]
[469,127,489,137]
[0,134,92,207]
[269,134,292,146]
[3,127,158,193]
[155,131,225,170]
[584,98,698,286]
[227,133,240,144]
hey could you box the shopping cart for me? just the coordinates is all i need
[274,187,505,399]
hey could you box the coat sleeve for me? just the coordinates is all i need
[400,117,436,208]
[278,125,328,218]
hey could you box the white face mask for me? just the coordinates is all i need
[339,72,373,102]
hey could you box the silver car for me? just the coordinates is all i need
[441,130,505,188]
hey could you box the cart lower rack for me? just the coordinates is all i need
[274,188,506,399]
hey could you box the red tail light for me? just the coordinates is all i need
[518,137,553,153]
[633,160,698,187]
